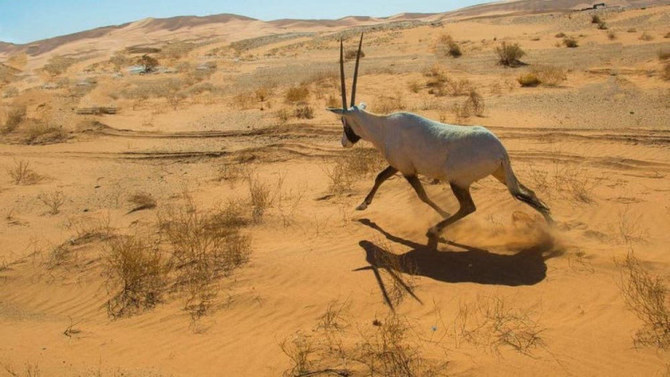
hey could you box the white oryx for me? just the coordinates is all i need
[327,34,553,245]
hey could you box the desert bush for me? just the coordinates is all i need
[255,86,273,102]
[294,104,314,119]
[285,85,310,103]
[495,42,525,67]
[42,55,76,76]
[275,108,292,125]
[607,30,617,40]
[127,192,157,213]
[24,121,67,145]
[618,251,670,348]
[518,73,540,87]
[7,160,42,185]
[344,48,365,61]
[530,65,567,86]
[2,105,26,134]
[436,33,462,58]
[248,175,272,222]
[105,235,167,318]
[591,14,602,24]
[37,191,65,215]
[463,89,485,117]
[137,54,159,73]
[555,32,566,38]
[371,94,405,113]
[597,21,608,30]
[325,148,385,195]
[640,32,654,41]
[563,37,579,48]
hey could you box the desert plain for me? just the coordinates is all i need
[0,1,669,376]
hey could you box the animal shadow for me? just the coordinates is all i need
[356,218,562,288]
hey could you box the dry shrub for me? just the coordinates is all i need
[7,160,42,185]
[325,148,385,195]
[159,197,251,317]
[563,37,578,48]
[618,251,670,348]
[2,105,26,134]
[325,94,340,108]
[344,48,365,61]
[555,32,566,38]
[529,65,567,87]
[37,191,65,215]
[285,85,310,103]
[248,175,272,222]
[294,104,314,119]
[454,296,544,355]
[452,90,485,119]
[137,54,159,73]
[597,21,608,30]
[527,163,596,203]
[607,30,617,40]
[218,163,251,183]
[495,42,525,67]
[371,94,405,114]
[24,121,67,145]
[627,28,637,33]
[640,32,654,41]
[591,14,602,24]
[231,91,257,109]
[127,192,157,213]
[659,49,670,61]
[408,80,422,93]
[275,108,293,125]
[255,86,273,102]
[42,55,76,76]
[436,33,462,58]
[105,235,167,318]
[518,73,540,87]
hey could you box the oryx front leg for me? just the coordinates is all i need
[356,166,398,210]
[426,183,475,246]
[404,175,450,218]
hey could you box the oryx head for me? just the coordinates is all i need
[326,33,364,148]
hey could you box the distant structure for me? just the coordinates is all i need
[580,2,607,11]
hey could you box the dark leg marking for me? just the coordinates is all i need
[404,175,450,218]
[426,183,476,247]
[356,166,398,210]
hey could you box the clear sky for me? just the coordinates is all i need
[0,0,491,44]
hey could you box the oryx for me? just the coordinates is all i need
[327,34,552,246]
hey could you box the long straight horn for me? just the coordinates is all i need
[339,38,347,110]
[350,33,363,107]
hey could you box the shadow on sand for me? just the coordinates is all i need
[354,219,563,309]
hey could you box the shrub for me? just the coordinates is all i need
[344,48,365,61]
[105,235,167,318]
[248,175,272,222]
[640,32,654,41]
[518,73,541,87]
[371,94,405,114]
[436,34,462,58]
[591,14,601,24]
[597,21,608,30]
[137,54,159,73]
[285,85,309,103]
[2,105,26,134]
[555,32,566,38]
[38,191,65,215]
[7,160,42,185]
[127,192,157,213]
[563,37,578,48]
[294,104,314,119]
[607,30,617,40]
[42,55,76,76]
[532,65,567,86]
[495,42,525,67]
[24,121,67,145]
[618,251,670,348]
[463,89,485,117]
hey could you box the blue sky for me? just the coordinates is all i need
[0,0,490,44]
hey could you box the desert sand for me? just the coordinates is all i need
[0,1,669,376]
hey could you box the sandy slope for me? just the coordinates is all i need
[1,3,669,377]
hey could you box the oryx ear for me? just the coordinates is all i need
[358,102,367,110]
[326,107,345,115]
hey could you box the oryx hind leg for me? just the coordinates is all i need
[426,183,475,247]
[356,166,398,210]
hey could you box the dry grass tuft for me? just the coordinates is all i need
[248,175,273,222]
[24,121,67,145]
[555,32,566,38]
[563,36,579,48]
[285,85,310,103]
[607,30,617,40]
[42,55,76,76]
[591,14,602,24]
[436,33,462,58]
[127,192,157,213]
[7,160,42,185]
[495,42,525,67]
[105,235,167,318]
[294,104,314,119]
[37,191,65,215]
[618,251,670,349]
[518,73,541,87]
[2,105,26,134]
[522,66,567,87]
[371,94,405,114]
[325,148,385,195]
[344,48,365,61]
[597,21,608,30]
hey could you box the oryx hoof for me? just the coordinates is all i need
[356,202,368,211]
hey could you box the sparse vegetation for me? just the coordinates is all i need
[2,105,26,134]
[563,36,579,48]
[591,14,602,24]
[24,121,67,145]
[42,55,76,76]
[640,32,654,41]
[248,175,272,222]
[285,85,310,103]
[597,21,608,30]
[607,30,617,40]
[137,54,159,73]
[518,73,540,87]
[618,251,670,348]
[324,148,385,195]
[495,42,525,67]
[127,192,157,213]
[294,104,314,119]
[555,32,566,38]
[371,94,405,113]
[519,66,566,87]
[436,33,462,58]
[7,160,42,185]
[37,191,65,215]
[344,48,365,61]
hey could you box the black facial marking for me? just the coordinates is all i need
[343,120,361,144]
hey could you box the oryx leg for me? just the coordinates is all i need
[356,166,398,210]
[426,183,475,245]
[404,175,450,218]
